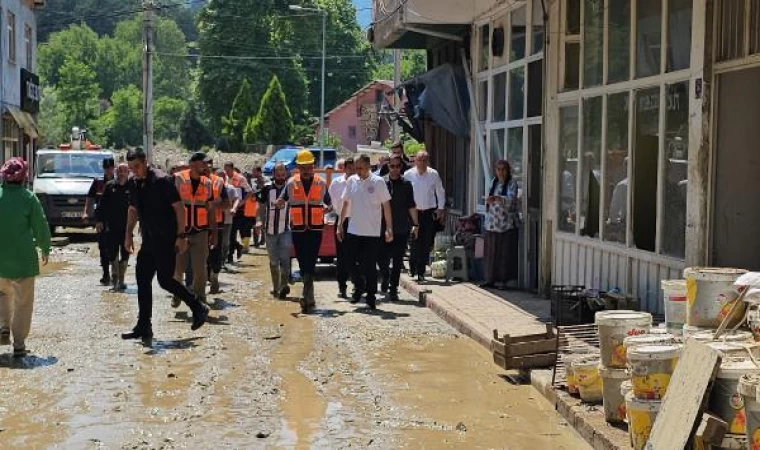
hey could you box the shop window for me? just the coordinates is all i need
[633,87,661,252]
[604,92,630,244]
[528,125,543,209]
[527,60,543,117]
[717,0,746,61]
[7,11,16,64]
[583,0,604,87]
[580,97,602,238]
[565,43,580,91]
[507,127,524,189]
[532,0,545,54]
[490,129,505,168]
[24,24,32,70]
[636,0,663,78]
[511,7,527,61]
[477,132,488,206]
[662,82,689,258]
[493,72,507,122]
[508,67,525,120]
[567,0,581,35]
[667,0,692,71]
[3,115,19,158]
[608,0,631,83]
[479,24,490,72]
[478,80,488,121]
[559,106,579,232]
[493,14,509,68]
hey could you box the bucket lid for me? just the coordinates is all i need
[571,356,601,369]
[683,324,712,334]
[708,342,752,356]
[599,365,630,379]
[649,325,671,335]
[661,279,687,290]
[624,334,675,347]
[628,344,683,360]
[596,310,652,326]
[683,267,748,282]
[719,358,760,380]
[692,330,753,343]
[624,391,662,411]
[738,373,760,398]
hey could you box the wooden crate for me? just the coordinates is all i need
[492,324,558,370]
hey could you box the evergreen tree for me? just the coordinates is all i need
[180,103,213,151]
[245,75,294,145]
[222,79,257,152]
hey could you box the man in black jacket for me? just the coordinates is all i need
[377,141,411,177]
[378,155,419,301]
[95,163,131,291]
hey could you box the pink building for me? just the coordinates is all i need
[323,80,395,151]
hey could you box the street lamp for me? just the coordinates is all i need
[289,4,327,162]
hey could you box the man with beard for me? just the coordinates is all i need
[258,163,291,299]
[95,163,131,291]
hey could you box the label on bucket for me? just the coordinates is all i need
[747,413,760,450]
[629,409,654,450]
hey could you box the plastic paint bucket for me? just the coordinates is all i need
[708,342,755,358]
[628,344,682,400]
[749,307,760,342]
[710,358,760,435]
[684,267,747,328]
[565,351,598,395]
[572,357,603,404]
[622,333,675,366]
[596,310,652,368]
[691,329,754,344]
[682,324,713,340]
[600,366,629,423]
[661,279,687,333]
[738,374,760,450]
[649,325,670,335]
[625,392,661,450]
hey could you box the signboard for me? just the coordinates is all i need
[21,69,40,114]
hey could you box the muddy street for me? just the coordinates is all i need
[0,242,590,449]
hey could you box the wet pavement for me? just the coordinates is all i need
[0,241,590,449]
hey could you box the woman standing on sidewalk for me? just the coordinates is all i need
[0,157,52,357]
[482,159,521,290]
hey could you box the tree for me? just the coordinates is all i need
[37,24,100,86]
[245,75,294,145]
[37,87,70,147]
[222,79,257,151]
[155,97,187,141]
[180,103,213,151]
[37,0,127,41]
[56,57,101,128]
[96,85,143,148]
[372,50,428,80]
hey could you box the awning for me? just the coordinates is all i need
[5,105,38,139]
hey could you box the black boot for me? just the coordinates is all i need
[189,301,210,331]
[100,265,111,286]
[122,325,153,345]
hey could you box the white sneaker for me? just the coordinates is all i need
[0,328,10,346]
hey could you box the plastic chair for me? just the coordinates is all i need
[445,246,468,282]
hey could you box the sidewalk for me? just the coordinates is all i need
[397,275,629,450]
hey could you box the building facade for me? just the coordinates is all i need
[323,80,394,152]
[0,0,41,167]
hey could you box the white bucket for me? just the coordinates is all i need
[710,358,760,435]
[600,366,629,423]
[572,357,603,404]
[691,329,754,344]
[625,392,661,450]
[682,324,713,340]
[684,267,747,328]
[662,279,687,333]
[738,374,760,449]
[623,334,675,366]
[596,310,652,368]
[649,324,671,335]
[565,351,599,395]
[749,307,760,342]
[628,344,682,400]
[708,342,756,358]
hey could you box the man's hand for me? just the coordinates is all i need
[125,234,135,254]
[385,229,394,243]
[435,209,447,223]
[95,222,103,233]
[275,198,286,209]
[411,225,419,240]
[336,224,344,242]
[41,254,49,266]
[209,230,217,249]
[175,237,189,254]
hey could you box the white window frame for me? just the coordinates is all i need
[24,23,32,70]
[7,10,16,64]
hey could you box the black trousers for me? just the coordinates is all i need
[98,231,110,275]
[135,239,203,331]
[378,233,409,294]
[208,225,225,274]
[292,230,322,277]
[229,215,245,258]
[104,228,129,263]
[410,209,437,276]
[345,234,381,299]
[335,219,350,290]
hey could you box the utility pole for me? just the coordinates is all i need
[392,49,402,141]
[142,0,155,163]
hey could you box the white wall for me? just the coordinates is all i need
[2,0,37,109]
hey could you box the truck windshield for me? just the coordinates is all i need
[36,153,108,178]
[272,148,298,162]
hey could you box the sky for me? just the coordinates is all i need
[353,0,372,28]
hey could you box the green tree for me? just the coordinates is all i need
[180,102,213,151]
[372,50,428,80]
[245,75,294,145]
[96,85,143,148]
[222,79,258,151]
[95,35,139,100]
[37,0,127,41]
[37,87,70,147]
[155,97,187,141]
[56,57,101,128]
[37,24,100,86]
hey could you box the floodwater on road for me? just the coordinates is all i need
[0,244,590,449]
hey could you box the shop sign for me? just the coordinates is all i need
[21,69,40,114]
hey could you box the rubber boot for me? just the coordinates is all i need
[110,261,119,291]
[209,272,221,295]
[242,237,251,254]
[269,265,280,296]
[304,275,316,309]
[278,268,290,299]
[100,263,111,286]
[118,261,128,291]
[299,275,311,313]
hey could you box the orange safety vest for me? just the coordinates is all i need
[210,174,225,224]
[288,174,326,232]
[175,170,212,231]
[244,196,259,218]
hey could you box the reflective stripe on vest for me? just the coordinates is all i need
[176,170,211,230]
[210,174,224,224]
[288,174,326,232]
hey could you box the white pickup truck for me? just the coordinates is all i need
[33,149,115,234]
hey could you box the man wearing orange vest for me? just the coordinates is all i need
[205,158,228,294]
[224,162,253,261]
[276,150,331,313]
[241,172,260,253]
[172,152,217,307]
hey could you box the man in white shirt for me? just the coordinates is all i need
[337,154,393,310]
[403,151,446,282]
[219,169,241,272]
[328,158,355,298]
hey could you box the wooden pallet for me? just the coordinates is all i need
[491,324,558,370]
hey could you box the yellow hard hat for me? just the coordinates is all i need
[296,149,315,165]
